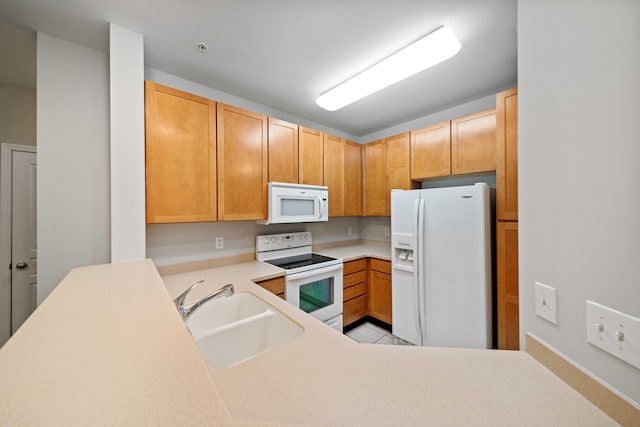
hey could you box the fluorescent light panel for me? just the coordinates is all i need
[316,26,461,111]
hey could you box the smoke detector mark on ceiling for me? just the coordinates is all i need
[197,42,208,54]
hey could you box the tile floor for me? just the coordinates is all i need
[344,321,412,345]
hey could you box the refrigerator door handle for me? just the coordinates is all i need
[415,198,426,345]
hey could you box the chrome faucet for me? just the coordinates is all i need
[173,280,235,320]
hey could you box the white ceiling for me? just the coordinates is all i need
[0,0,517,136]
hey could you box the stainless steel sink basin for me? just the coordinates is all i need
[185,292,304,369]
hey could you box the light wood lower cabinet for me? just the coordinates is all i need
[368,259,392,324]
[497,221,519,350]
[344,295,368,327]
[496,88,519,221]
[343,259,368,327]
[144,81,217,223]
[255,276,285,299]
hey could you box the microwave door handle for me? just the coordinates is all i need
[287,263,342,281]
[318,197,323,219]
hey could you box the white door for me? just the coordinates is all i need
[10,151,37,334]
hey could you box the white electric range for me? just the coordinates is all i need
[256,232,343,331]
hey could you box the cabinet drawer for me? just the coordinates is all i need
[344,295,367,327]
[344,282,366,301]
[344,258,367,275]
[369,258,391,274]
[255,276,285,295]
[344,270,367,288]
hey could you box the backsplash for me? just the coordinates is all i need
[146,217,368,266]
[145,175,496,267]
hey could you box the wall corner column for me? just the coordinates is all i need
[109,23,146,262]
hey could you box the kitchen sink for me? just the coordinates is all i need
[185,292,304,369]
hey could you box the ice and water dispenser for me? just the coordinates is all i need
[392,233,415,272]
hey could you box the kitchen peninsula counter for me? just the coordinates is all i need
[0,259,617,426]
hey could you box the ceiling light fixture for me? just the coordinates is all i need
[315,26,461,112]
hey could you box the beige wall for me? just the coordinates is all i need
[0,84,36,146]
[37,33,111,304]
[518,0,640,406]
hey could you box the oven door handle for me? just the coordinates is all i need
[286,263,343,281]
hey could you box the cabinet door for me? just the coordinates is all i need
[385,132,411,216]
[255,276,285,299]
[451,109,497,175]
[496,88,518,221]
[363,140,387,216]
[344,141,363,216]
[144,81,216,223]
[268,118,298,183]
[410,121,451,179]
[217,103,268,221]
[497,221,519,350]
[299,127,323,185]
[323,134,344,217]
[368,270,392,324]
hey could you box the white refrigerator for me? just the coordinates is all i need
[391,183,492,349]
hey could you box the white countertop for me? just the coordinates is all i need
[0,244,617,426]
[314,240,391,262]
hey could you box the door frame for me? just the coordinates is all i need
[0,143,37,344]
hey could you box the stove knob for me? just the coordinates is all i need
[270,237,277,243]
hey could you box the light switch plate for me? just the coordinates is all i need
[586,301,640,369]
[535,282,558,325]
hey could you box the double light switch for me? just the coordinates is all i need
[586,301,640,370]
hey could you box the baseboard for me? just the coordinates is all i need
[526,333,640,426]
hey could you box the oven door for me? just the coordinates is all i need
[285,263,343,323]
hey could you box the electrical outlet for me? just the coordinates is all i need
[347,226,353,235]
[586,301,640,369]
[215,236,224,249]
[384,227,390,237]
[535,282,558,325]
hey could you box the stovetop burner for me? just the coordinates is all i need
[263,253,338,270]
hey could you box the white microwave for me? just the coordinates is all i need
[256,182,328,225]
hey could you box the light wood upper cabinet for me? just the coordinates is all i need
[268,118,298,183]
[323,134,344,217]
[299,127,323,185]
[451,109,497,175]
[344,141,363,216]
[217,103,268,221]
[497,221,519,350]
[410,121,451,180]
[144,81,217,223]
[363,139,387,216]
[385,132,411,216]
[496,88,518,221]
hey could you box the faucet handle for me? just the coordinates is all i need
[173,279,205,309]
